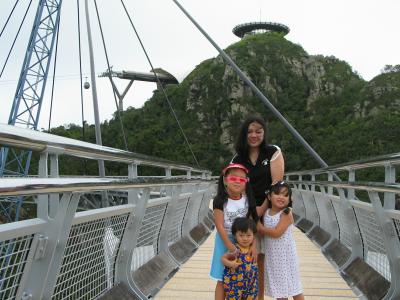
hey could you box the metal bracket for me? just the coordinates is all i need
[33,235,48,260]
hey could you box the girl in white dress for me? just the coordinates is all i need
[259,181,304,300]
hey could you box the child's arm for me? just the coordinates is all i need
[214,209,237,253]
[257,211,294,238]
[221,253,240,269]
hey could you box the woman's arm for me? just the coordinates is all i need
[221,253,240,268]
[256,198,268,217]
[257,211,294,238]
[270,149,284,182]
[214,209,237,252]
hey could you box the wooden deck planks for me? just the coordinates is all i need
[155,228,359,300]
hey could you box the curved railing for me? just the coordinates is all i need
[0,124,216,299]
[286,153,400,300]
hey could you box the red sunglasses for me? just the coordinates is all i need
[225,175,248,184]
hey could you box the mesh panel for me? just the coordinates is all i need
[131,203,167,272]
[331,199,353,249]
[292,189,305,218]
[302,192,320,225]
[168,198,189,244]
[314,193,335,233]
[51,214,129,300]
[354,207,390,281]
[394,218,400,240]
[186,194,202,230]
[0,236,33,300]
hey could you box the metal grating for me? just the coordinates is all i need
[0,235,33,300]
[302,192,320,226]
[331,200,353,249]
[51,214,129,300]
[186,194,202,230]
[292,190,306,218]
[131,203,167,272]
[168,198,189,244]
[394,218,400,241]
[313,193,332,232]
[354,207,390,281]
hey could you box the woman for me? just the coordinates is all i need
[231,115,293,299]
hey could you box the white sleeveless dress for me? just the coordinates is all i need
[263,209,303,298]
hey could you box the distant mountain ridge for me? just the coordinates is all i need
[49,32,400,175]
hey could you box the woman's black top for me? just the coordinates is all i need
[231,145,280,206]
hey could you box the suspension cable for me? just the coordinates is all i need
[0,1,20,39]
[93,0,128,151]
[0,0,32,78]
[48,12,62,131]
[76,0,85,141]
[119,0,200,168]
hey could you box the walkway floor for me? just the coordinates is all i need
[155,227,358,300]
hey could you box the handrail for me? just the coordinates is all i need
[289,180,400,193]
[286,152,400,176]
[0,177,205,197]
[0,124,210,174]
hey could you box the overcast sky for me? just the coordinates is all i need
[0,0,399,130]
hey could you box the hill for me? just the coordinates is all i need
[49,33,400,175]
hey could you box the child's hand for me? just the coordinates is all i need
[225,251,237,261]
[227,260,241,269]
[280,211,293,226]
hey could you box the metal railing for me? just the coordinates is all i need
[286,153,400,300]
[0,124,216,299]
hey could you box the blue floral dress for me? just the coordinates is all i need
[223,246,258,299]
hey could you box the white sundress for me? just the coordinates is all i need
[263,209,303,298]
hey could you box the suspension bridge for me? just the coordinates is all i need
[0,1,399,299]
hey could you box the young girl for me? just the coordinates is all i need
[259,181,304,300]
[221,217,258,300]
[210,163,259,300]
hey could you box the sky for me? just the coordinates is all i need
[0,0,399,130]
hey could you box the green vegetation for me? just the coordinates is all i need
[42,33,399,176]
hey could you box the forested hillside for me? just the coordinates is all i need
[46,32,400,175]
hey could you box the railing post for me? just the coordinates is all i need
[384,165,396,209]
[369,191,400,299]
[114,187,150,299]
[36,152,49,219]
[165,167,172,179]
[128,163,138,179]
[311,174,315,191]
[186,169,192,179]
[48,153,60,219]
[347,169,355,199]
[16,193,81,299]
[327,172,334,195]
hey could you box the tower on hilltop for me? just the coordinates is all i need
[233,21,290,38]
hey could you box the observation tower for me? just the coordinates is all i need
[233,21,290,38]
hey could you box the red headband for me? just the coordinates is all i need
[222,163,249,176]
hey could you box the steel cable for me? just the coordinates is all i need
[93,0,129,151]
[119,0,200,168]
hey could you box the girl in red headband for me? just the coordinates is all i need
[210,163,259,299]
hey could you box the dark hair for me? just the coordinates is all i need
[235,116,268,159]
[213,167,258,222]
[267,180,292,208]
[231,217,257,235]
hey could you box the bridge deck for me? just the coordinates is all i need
[155,227,358,299]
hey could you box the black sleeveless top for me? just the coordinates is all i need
[231,145,280,206]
